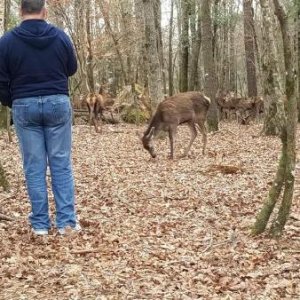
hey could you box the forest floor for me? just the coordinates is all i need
[0,122,300,300]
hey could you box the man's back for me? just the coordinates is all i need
[0,19,77,105]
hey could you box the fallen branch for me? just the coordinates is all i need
[200,232,214,253]
[208,164,244,174]
[0,213,13,221]
[70,248,101,255]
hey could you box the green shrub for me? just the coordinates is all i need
[121,106,150,124]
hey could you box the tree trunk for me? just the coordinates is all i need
[229,0,237,92]
[4,0,12,142]
[85,0,95,92]
[189,1,201,91]
[243,0,258,97]
[212,0,220,59]
[143,0,163,110]
[134,0,148,89]
[259,0,285,136]
[73,0,87,95]
[99,0,128,86]
[179,0,189,92]
[297,1,300,122]
[168,0,174,96]
[253,0,297,238]
[0,161,9,191]
[201,0,219,131]
[120,1,134,86]
[219,1,229,91]
[154,0,167,95]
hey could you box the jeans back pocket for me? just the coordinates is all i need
[12,104,29,127]
[44,96,72,126]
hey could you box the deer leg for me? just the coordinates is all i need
[182,122,197,157]
[197,121,207,155]
[94,106,102,133]
[87,106,93,126]
[168,126,177,159]
[110,110,115,122]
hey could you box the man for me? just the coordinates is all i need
[0,0,80,235]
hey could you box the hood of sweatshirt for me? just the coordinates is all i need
[12,19,58,49]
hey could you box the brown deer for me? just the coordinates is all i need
[85,87,115,132]
[141,91,210,159]
[85,93,104,132]
[216,90,264,123]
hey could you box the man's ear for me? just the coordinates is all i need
[42,8,48,19]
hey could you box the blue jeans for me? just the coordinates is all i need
[12,95,77,230]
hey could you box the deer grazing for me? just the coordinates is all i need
[141,91,211,159]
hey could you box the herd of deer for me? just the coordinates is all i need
[74,89,264,159]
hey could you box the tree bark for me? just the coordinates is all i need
[153,0,167,95]
[259,0,285,136]
[85,0,95,92]
[253,0,297,237]
[212,0,220,60]
[121,1,138,87]
[189,1,201,91]
[4,0,12,142]
[219,1,229,91]
[269,0,297,237]
[168,0,174,96]
[179,0,189,92]
[201,0,219,131]
[243,0,258,97]
[134,0,148,89]
[229,0,237,92]
[99,0,128,86]
[297,1,300,122]
[143,0,163,110]
[0,161,9,191]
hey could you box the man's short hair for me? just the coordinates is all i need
[21,0,45,14]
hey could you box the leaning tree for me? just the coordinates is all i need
[253,0,297,237]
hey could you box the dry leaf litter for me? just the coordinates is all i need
[0,122,300,300]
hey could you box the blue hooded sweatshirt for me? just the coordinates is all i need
[0,19,77,107]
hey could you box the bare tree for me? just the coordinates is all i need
[253,0,297,237]
[134,0,148,88]
[99,0,128,86]
[153,0,167,94]
[189,0,201,91]
[3,0,12,142]
[201,0,219,131]
[259,0,285,136]
[168,0,174,96]
[243,0,258,97]
[0,1,12,191]
[179,0,189,92]
[143,0,163,110]
[86,0,95,92]
[0,162,9,191]
[229,0,238,92]
[296,1,300,122]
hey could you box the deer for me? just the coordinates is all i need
[216,90,264,124]
[85,93,104,133]
[85,86,115,133]
[141,91,211,159]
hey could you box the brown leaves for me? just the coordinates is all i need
[0,123,300,298]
